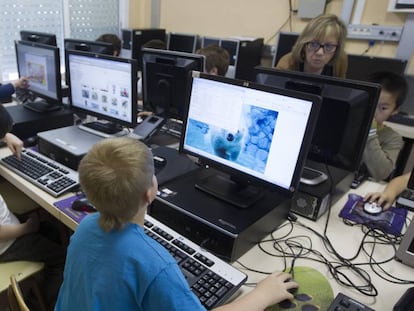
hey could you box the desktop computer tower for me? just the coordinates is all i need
[148,167,291,262]
[291,160,354,220]
[6,105,73,141]
[234,37,264,81]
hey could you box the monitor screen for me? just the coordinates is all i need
[346,54,407,81]
[129,28,166,70]
[141,48,205,120]
[20,30,57,46]
[67,50,138,131]
[399,75,414,114]
[179,72,321,207]
[202,36,220,48]
[220,39,239,66]
[272,32,299,67]
[254,67,381,173]
[15,40,62,113]
[168,33,197,53]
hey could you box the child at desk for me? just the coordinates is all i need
[0,105,66,309]
[361,71,408,181]
[55,137,298,311]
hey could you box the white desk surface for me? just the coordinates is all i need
[1,147,413,310]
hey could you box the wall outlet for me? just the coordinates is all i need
[347,24,403,42]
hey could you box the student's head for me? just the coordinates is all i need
[142,39,167,50]
[96,33,122,56]
[196,44,230,76]
[368,71,408,124]
[291,14,347,74]
[78,138,157,232]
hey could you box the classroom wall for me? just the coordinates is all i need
[128,0,414,72]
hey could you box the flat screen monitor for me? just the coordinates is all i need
[64,38,114,55]
[15,40,62,113]
[201,36,220,48]
[20,30,57,46]
[346,54,407,81]
[254,67,380,183]
[141,48,205,120]
[272,32,299,67]
[220,39,240,66]
[167,33,197,53]
[129,28,166,70]
[179,71,321,208]
[66,50,138,136]
[399,75,414,115]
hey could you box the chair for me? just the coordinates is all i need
[0,261,47,311]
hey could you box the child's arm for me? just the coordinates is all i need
[212,271,297,311]
[3,133,24,160]
[0,216,39,242]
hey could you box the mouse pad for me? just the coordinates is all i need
[339,193,407,236]
[54,194,90,224]
[266,266,334,311]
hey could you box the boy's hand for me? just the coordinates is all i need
[23,215,40,234]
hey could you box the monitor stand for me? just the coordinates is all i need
[78,120,126,138]
[23,98,61,113]
[195,173,263,209]
[300,166,328,186]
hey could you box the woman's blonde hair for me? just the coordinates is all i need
[291,14,347,65]
[78,137,154,232]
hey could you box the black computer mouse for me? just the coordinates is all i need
[71,196,96,213]
[25,136,38,147]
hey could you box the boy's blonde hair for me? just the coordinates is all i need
[291,14,347,65]
[78,137,154,232]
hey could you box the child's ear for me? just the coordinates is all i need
[144,189,152,204]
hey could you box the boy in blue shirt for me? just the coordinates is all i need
[55,137,297,311]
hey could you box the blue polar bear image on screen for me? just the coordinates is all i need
[185,105,278,174]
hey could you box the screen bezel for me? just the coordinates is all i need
[20,30,57,46]
[64,38,114,55]
[14,40,62,106]
[179,71,322,197]
[167,32,197,53]
[141,48,205,120]
[254,66,381,172]
[66,49,138,128]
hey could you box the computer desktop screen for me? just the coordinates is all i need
[15,40,62,113]
[201,36,220,48]
[66,50,138,135]
[141,48,205,120]
[20,30,57,46]
[179,71,321,208]
[167,33,197,53]
[254,67,380,178]
[346,54,407,81]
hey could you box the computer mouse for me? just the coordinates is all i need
[25,136,38,147]
[71,196,96,213]
[363,202,383,215]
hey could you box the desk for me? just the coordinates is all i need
[1,146,413,310]
[385,121,414,175]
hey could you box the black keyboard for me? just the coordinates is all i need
[0,149,79,197]
[161,118,183,137]
[387,113,414,126]
[144,215,247,309]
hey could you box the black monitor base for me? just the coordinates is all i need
[23,99,61,113]
[195,174,263,209]
[78,121,126,138]
[300,166,328,186]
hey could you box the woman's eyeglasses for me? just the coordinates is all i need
[306,41,337,54]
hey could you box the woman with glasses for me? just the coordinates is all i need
[275,13,348,78]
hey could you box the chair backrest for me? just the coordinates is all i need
[7,274,29,311]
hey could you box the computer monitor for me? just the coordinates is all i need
[20,30,57,46]
[254,67,381,184]
[201,36,220,48]
[399,75,414,115]
[179,71,321,208]
[128,28,166,70]
[167,33,198,53]
[272,32,299,67]
[15,40,62,113]
[64,38,114,55]
[220,39,240,66]
[346,54,407,81]
[66,50,138,136]
[141,48,205,120]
